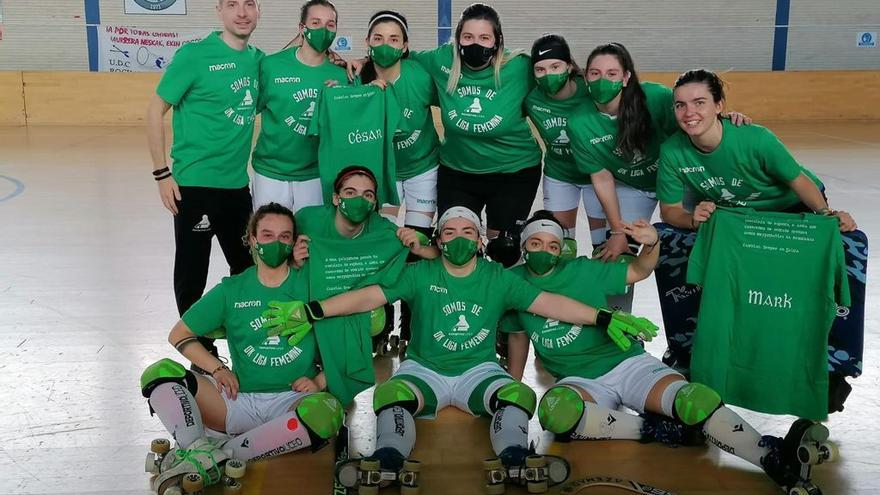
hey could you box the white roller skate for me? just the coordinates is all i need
[146,437,246,495]
[761,419,837,495]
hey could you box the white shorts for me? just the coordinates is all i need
[616,181,658,223]
[556,353,681,414]
[394,360,511,418]
[386,167,438,227]
[542,175,605,219]
[205,376,309,434]
[252,173,323,213]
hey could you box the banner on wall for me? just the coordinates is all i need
[124,0,187,15]
[98,25,205,72]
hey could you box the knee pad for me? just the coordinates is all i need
[537,386,584,435]
[373,379,419,415]
[486,231,521,268]
[140,358,198,398]
[490,381,537,418]
[370,306,387,337]
[673,382,722,427]
[296,392,344,440]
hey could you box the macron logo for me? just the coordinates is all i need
[209,62,236,72]
[590,134,613,145]
[234,300,262,309]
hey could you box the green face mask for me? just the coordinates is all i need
[588,77,624,104]
[441,236,478,266]
[536,70,570,96]
[254,241,293,268]
[370,44,404,68]
[304,26,336,52]
[338,196,374,224]
[524,249,559,275]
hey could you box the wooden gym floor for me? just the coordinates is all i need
[0,122,877,494]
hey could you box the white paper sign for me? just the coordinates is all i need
[124,0,187,15]
[98,25,205,72]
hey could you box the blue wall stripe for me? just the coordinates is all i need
[772,0,791,71]
[437,0,452,46]
[84,0,101,72]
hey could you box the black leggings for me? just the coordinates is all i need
[437,164,541,232]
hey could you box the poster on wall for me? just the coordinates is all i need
[98,25,206,72]
[124,0,187,15]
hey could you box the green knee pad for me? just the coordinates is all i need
[370,307,386,337]
[674,382,722,426]
[491,381,537,418]
[297,392,344,440]
[538,386,584,434]
[140,358,198,398]
[373,379,419,415]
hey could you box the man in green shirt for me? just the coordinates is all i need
[140,203,343,494]
[507,210,837,495]
[146,0,264,368]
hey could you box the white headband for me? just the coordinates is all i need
[520,219,564,247]
[369,14,409,36]
[439,206,481,230]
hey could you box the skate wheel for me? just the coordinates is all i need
[359,459,381,472]
[485,483,506,495]
[819,442,839,462]
[398,342,408,359]
[181,473,204,494]
[527,480,549,493]
[151,438,171,454]
[162,488,182,495]
[798,444,821,465]
[225,459,246,478]
[525,455,546,468]
[482,458,503,470]
[145,453,159,474]
[223,480,243,494]
[358,485,379,495]
[389,335,400,352]
[336,462,361,488]
[547,457,570,484]
[789,488,809,495]
[401,484,419,495]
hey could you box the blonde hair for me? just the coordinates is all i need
[445,3,523,94]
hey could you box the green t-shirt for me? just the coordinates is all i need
[156,31,263,189]
[568,82,678,191]
[501,258,639,379]
[381,258,541,375]
[687,207,849,420]
[295,204,397,240]
[182,266,317,393]
[656,120,824,210]
[412,45,541,174]
[390,59,440,180]
[525,78,591,185]
[251,47,348,181]
[308,85,400,205]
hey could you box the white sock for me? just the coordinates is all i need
[571,402,643,440]
[221,410,314,462]
[148,382,205,448]
[375,406,416,458]
[489,406,529,455]
[703,406,768,468]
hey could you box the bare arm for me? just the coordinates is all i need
[146,94,181,214]
[591,169,629,261]
[168,320,225,376]
[320,285,388,317]
[659,201,694,229]
[527,292,599,326]
[622,220,660,284]
[789,173,828,212]
[506,332,530,381]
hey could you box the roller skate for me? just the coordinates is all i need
[482,446,570,494]
[639,411,706,447]
[146,437,246,495]
[496,330,510,370]
[760,419,837,495]
[394,301,412,359]
[335,447,421,494]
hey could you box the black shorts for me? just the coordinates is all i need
[437,164,541,232]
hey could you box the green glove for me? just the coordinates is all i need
[600,309,659,351]
[284,321,313,347]
[263,300,310,336]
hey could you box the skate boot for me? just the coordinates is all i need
[760,419,837,495]
[639,411,706,447]
[149,437,243,495]
[483,446,570,494]
[335,447,421,494]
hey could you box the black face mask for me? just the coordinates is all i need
[459,43,496,69]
